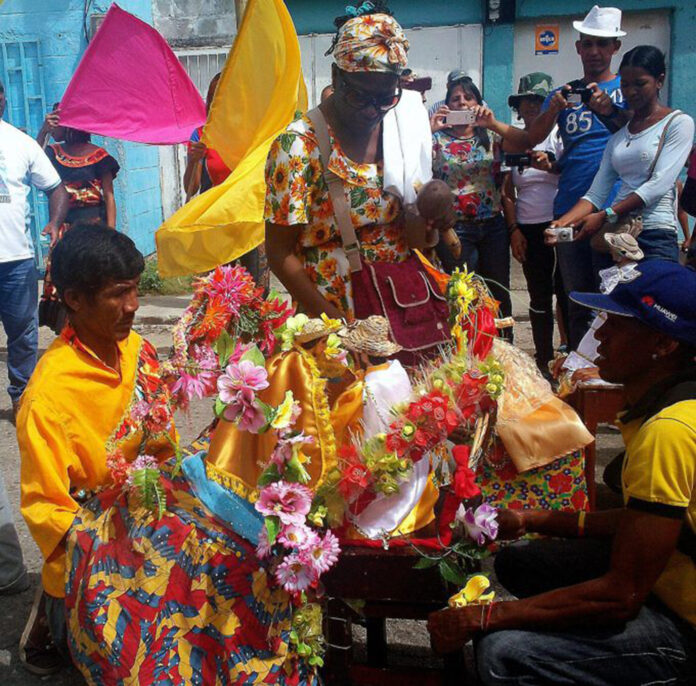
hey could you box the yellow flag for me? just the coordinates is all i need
[155,0,307,277]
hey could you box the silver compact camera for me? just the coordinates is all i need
[548,227,574,242]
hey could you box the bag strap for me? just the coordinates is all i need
[306,107,362,273]
[646,110,682,180]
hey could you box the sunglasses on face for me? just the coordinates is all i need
[338,74,402,112]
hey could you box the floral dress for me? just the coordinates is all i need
[432,130,502,222]
[264,113,410,320]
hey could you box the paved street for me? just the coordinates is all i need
[0,263,623,683]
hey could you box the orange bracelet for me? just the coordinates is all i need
[577,510,587,538]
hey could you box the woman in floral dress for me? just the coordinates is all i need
[265,4,416,322]
[430,76,516,323]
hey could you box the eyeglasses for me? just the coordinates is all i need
[338,74,402,112]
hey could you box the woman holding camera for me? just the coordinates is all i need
[550,46,695,262]
[501,73,566,374]
[430,76,529,325]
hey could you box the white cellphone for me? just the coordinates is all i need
[446,109,477,126]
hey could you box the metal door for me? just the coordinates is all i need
[0,39,49,270]
[159,46,232,220]
[513,11,671,103]
[299,24,484,109]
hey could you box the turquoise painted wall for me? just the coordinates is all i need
[286,1,696,126]
[285,0,481,34]
[0,0,163,256]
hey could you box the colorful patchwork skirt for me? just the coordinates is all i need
[65,462,314,685]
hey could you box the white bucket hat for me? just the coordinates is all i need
[573,6,626,38]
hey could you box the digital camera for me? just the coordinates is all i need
[548,227,574,242]
[565,86,592,105]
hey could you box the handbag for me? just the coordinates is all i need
[306,107,450,363]
[590,111,683,253]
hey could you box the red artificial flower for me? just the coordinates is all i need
[468,306,497,360]
[451,445,481,499]
[144,401,171,435]
[338,445,370,501]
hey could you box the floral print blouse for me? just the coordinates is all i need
[264,113,409,320]
[432,130,503,222]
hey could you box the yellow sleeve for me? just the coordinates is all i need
[623,416,695,510]
[18,398,81,564]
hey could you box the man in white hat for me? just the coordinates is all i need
[528,6,629,351]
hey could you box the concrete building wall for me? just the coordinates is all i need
[151,0,236,47]
[286,1,696,126]
[0,0,164,257]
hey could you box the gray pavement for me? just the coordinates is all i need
[0,262,622,684]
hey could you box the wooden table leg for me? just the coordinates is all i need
[366,617,388,667]
[325,598,354,685]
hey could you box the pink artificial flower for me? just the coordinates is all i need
[278,523,319,551]
[274,552,317,593]
[131,400,150,422]
[255,481,313,527]
[126,454,158,487]
[171,371,214,405]
[305,530,340,574]
[217,359,269,403]
[256,527,273,559]
[457,503,499,546]
[222,388,267,433]
[269,431,314,468]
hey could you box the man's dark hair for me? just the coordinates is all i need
[51,223,144,299]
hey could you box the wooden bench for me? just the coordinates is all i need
[322,544,468,686]
[567,382,625,510]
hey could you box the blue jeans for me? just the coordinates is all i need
[476,538,696,685]
[0,258,39,402]
[555,239,612,350]
[0,470,27,594]
[435,215,512,321]
[637,228,680,262]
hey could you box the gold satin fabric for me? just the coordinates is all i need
[497,395,594,473]
[155,0,308,276]
[205,349,363,502]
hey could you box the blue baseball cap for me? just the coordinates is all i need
[570,261,696,347]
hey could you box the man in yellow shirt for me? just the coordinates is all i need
[429,260,696,684]
[16,224,176,675]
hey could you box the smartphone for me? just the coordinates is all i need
[446,109,477,126]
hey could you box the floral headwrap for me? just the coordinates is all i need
[331,11,409,74]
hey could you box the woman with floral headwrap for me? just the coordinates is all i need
[265,2,454,364]
[266,2,409,319]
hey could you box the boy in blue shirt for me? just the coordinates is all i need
[529,6,630,349]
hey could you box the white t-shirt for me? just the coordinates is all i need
[583,111,695,232]
[0,120,62,263]
[511,127,563,225]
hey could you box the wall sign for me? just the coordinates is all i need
[535,25,559,55]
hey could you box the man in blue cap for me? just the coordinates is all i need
[429,260,696,684]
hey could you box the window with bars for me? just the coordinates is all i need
[0,38,49,271]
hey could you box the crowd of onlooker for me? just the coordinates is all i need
[398,7,695,379]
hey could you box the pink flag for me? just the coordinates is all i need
[59,4,206,144]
